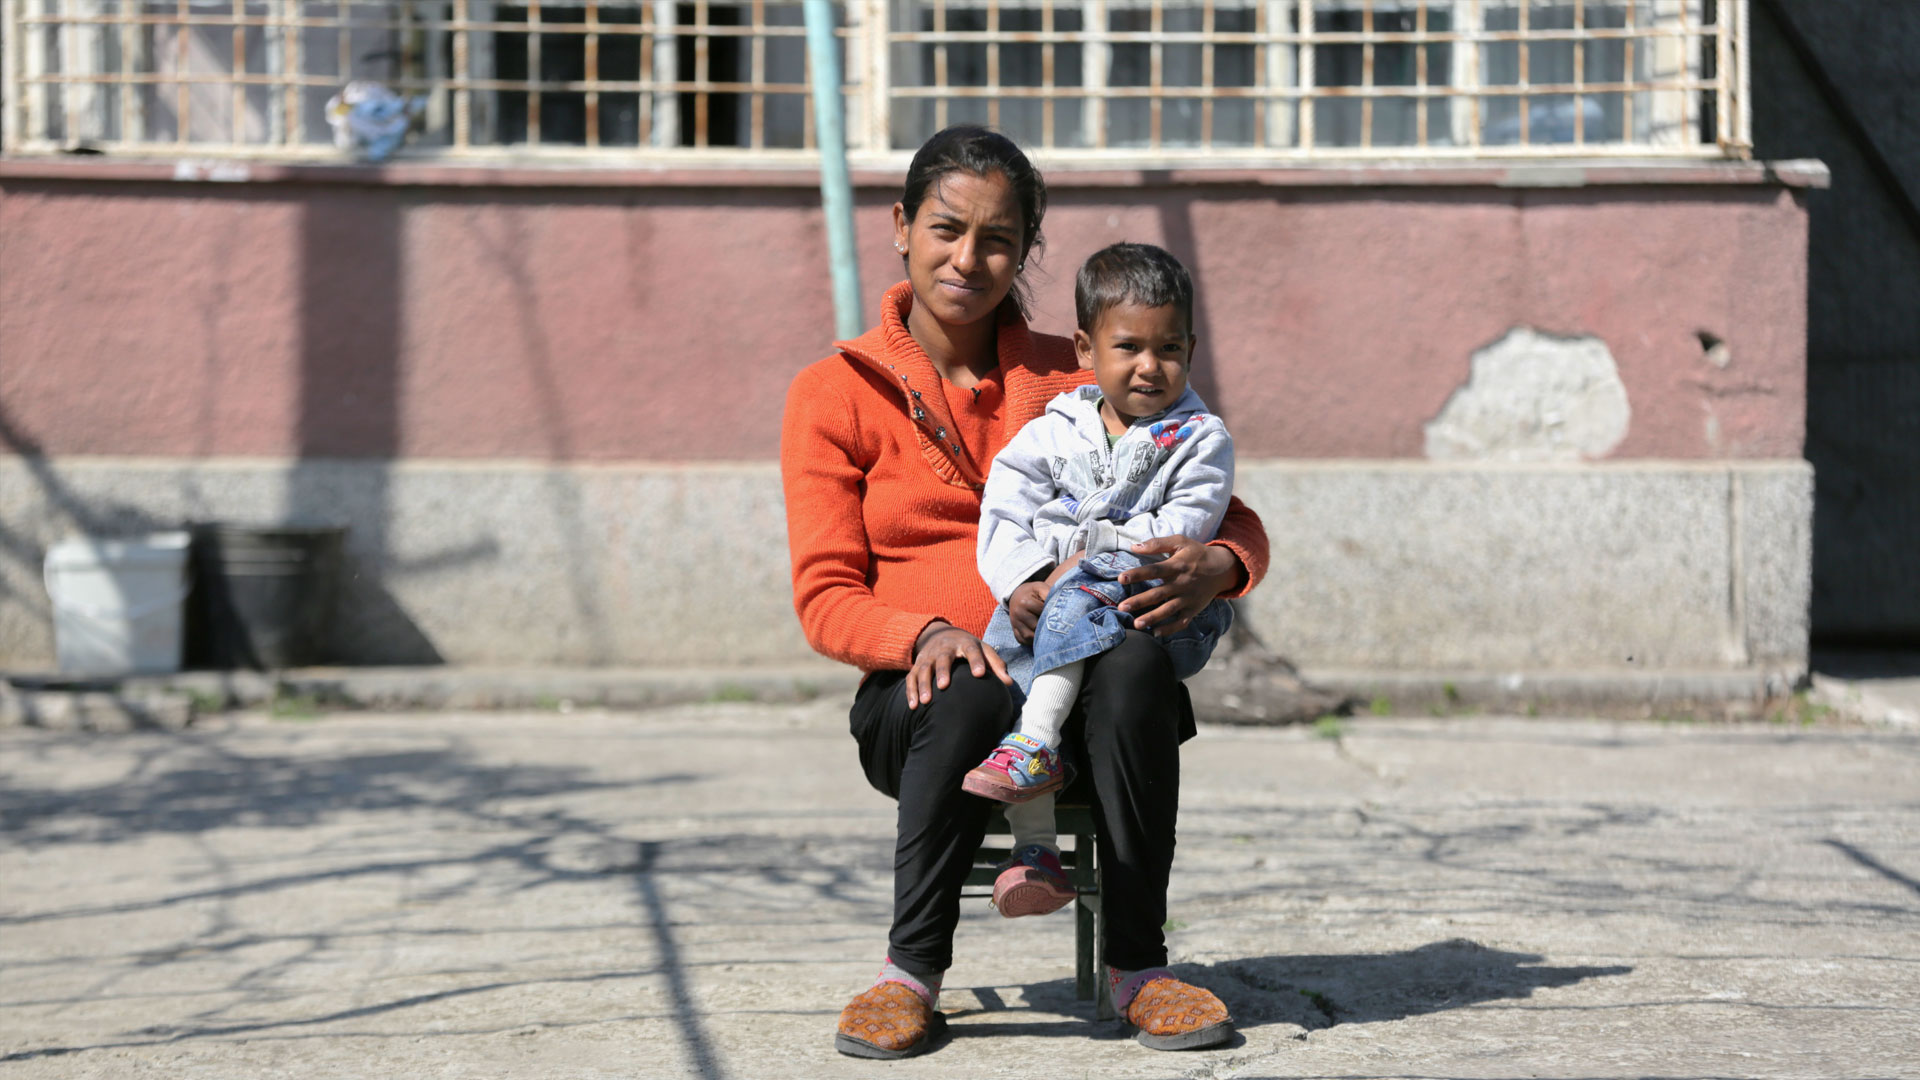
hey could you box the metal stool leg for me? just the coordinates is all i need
[1069,824,1114,1020]
[971,806,1109,1019]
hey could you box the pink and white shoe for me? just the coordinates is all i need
[991,844,1075,918]
[961,733,1067,803]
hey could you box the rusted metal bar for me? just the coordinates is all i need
[1622,0,1635,138]
[584,0,600,147]
[1199,0,1213,147]
[1360,0,1374,149]
[933,0,948,132]
[1415,0,1428,147]
[1573,0,1585,145]
[528,0,543,144]
[1041,0,1055,146]
[985,0,999,129]
[1254,0,1268,147]
[693,0,709,148]
[1297,0,1312,151]
[1516,0,1529,146]
[1149,0,1162,148]
[750,0,765,149]
[639,0,654,144]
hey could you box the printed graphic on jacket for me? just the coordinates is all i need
[976,384,1236,606]
[1048,411,1218,523]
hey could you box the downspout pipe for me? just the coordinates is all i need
[804,1,864,339]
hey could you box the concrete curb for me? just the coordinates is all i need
[0,665,864,726]
[2,661,1819,730]
[1304,667,1806,713]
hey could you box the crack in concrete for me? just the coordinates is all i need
[1328,734,1399,783]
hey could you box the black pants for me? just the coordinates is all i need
[850,629,1196,977]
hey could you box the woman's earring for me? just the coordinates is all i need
[1017,262,1025,272]
[894,241,906,254]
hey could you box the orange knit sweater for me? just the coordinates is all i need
[780,282,1270,673]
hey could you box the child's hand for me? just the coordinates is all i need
[1007,581,1049,645]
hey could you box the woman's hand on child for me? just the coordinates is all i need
[908,622,1013,707]
[1116,536,1243,636]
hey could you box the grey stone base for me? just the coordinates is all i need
[1234,460,1812,676]
[2,456,1810,678]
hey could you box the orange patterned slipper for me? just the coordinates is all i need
[834,981,946,1059]
[1122,973,1234,1051]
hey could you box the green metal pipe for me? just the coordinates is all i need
[804,1,865,339]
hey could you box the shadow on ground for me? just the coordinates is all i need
[943,939,1629,1043]
[0,730,892,1080]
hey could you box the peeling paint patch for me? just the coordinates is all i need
[172,159,252,182]
[1425,327,1631,462]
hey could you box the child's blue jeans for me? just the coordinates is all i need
[983,549,1234,698]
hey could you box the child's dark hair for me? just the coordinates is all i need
[1075,242,1194,335]
[899,125,1047,315]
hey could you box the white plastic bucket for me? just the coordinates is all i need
[43,532,192,676]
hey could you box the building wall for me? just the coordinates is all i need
[0,163,1816,677]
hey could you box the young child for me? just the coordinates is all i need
[966,242,1235,917]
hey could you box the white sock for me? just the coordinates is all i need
[1019,660,1084,749]
[1000,660,1083,856]
[1004,792,1059,854]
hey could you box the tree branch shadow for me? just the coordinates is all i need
[0,731,892,1079]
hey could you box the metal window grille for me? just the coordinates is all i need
[2,0,1750,159]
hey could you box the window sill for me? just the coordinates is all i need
[0,155,1830,191]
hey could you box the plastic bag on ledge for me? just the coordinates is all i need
[324,82,426,162]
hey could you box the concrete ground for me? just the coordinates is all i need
[2,704,1916,1079]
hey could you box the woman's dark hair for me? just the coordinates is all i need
[899,125,1048,315]
[1075,242,1195,335]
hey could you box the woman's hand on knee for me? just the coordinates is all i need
[1115,536,1242,636]
[908,622,1013,707]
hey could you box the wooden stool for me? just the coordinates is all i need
[962,802,1114,1020]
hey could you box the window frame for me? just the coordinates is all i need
[1,0,1753,163]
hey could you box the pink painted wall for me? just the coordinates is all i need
[0,172,1806,462]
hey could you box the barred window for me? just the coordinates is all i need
[3,0,1749,160]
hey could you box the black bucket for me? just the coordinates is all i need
[189,524,346,670]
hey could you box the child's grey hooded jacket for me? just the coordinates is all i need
[976,384,1235,604]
